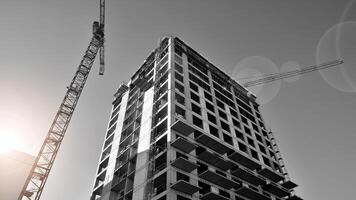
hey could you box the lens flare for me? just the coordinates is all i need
[233,56,281,105]
[317,22,356,92]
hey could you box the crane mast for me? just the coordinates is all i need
[18,2,105,200]
[99,0,105,75]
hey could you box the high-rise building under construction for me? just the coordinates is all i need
[90,36,301,200]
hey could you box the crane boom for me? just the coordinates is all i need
[242,60,344,87]
[17,22,104,200]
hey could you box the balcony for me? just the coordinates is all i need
[236,186,271,200]
[171,137,196,153]
[213,157,234,171]
[263,182,290,198]
[281,180,298,190]
[232,168,265,186]
[171,157,198,173]
[258,167,284,182]
[195,134,231,154]
[199,168,238,189]
[227,151,261,170]
[201,192,230,200]
[171,180,200,195]
[196,149,233,171]
[171,120,195,136]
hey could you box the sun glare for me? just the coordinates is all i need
[0,134,19,154]
[0,114,23,154]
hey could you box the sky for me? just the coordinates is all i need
[0,0,355,199]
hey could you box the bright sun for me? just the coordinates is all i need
[0,113,24,154]
[0,133,19,154]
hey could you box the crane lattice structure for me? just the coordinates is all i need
[242,60,343,87]
[18,1,105,200]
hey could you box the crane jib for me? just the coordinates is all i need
[18,26,104,200]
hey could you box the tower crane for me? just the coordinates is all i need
[18,1,106,200]
[242,59,344,87]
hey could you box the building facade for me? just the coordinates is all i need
[90,37,301,200]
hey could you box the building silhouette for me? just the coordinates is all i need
[90,36,301,200]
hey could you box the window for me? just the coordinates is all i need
[223,134,233,145]
[204,91,212,102]
[238,142,248,153]
[174,44,183,57]
[175,72,184,83]
[250,149,259,160]
[175,93,185,105]
[205,101,215,112]
[220,120,230,133]
[175,105,185,119]
[188,64,209,83]
[209,125,219,138]
[235,129,244,140]
[252,123,259,132]
[207,113,216,124]
[158,63,168,76]
[255,134,263,143]
[216,100,225,110]
[109,115,118,128]
[175,82,184,94]
[191,103,202,115]
[190,92,200,103]
[198,181,210,195]
[253,104,259,112]
[177,172,189,182]
[111,106,120,118]
[188,73,211,92]
[219,189,230,199]
[263,156,272,167]
[259,144,266,154]
[256,112,261,119]
[247,137,255,148]
[244,126,251,136]
[190,82,199,92]
[259,120,264,128]
[230,108,237,117]
[106,124,116,138]
[175,63,183,73]
[218,110,227,120]
[232,119,241,129]
[241,116,248,125]
[193,115,203,129]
